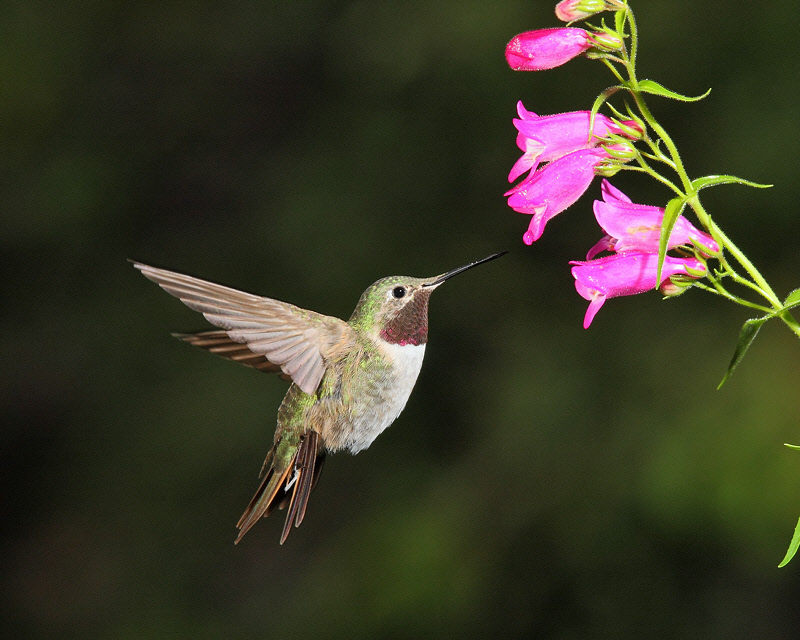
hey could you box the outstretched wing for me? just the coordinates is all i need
[133,262,354,394]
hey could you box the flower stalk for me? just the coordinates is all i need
[503,0,800,567]
[504,1,800,342]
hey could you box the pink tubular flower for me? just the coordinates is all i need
[510,102,641,182]
[587,180,720,258]
[506,147,618,244]
[570,252,707,328]
[505,28,593,71]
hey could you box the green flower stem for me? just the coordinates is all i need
[712,252,775,302]
[704,262,773,310]
[696,207,777,300]
[697,202,800,336]
[631,94,692,193]
[599,58,627,85]
[623,9,692,193]
[625,164,682,197]
[625,4,638,80]
[692,281,773,314]
[640,148,677,172]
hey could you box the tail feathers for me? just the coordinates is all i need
[234,431,324,545]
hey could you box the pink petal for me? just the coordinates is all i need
[593,199,663,252]
[516,100,538,120]
[514,111,615,162]
[508,136,546,182]
[599,178,631,204]
[573,278,597,302]
[586,234,615,259]
[583,295,606,329]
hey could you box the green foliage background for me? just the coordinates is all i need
[3,1,800,637]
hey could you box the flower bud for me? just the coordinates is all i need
[683,262,708,278]
[555,0,608,22]
[613,118,645,141]
[555,0,625,22]
[589,29,623,52]
[594,143,635,177]
[594,162,623,178]
[601,141,637,161]
[660,276,693,297]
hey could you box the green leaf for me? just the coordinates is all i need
[656,197,685,284]
[785,443,800,452]
[614,8,626,36]
[778,515,800,567]
[691,175,773,191]
[636,79,711,102]
[717,316,769,388]
[784,288,800,311]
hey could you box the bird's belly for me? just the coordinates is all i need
[338,343,426,453]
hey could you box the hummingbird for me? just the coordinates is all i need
[133,252,505,544]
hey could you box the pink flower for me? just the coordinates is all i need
[570,252,707,328]
[506,147,615,244]
[505,28,593,71]
[586,180,720,258]
[509,102,641,182]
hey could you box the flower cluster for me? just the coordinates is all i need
[503,0,800,570]
[504,7,713,328]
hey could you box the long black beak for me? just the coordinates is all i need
[422,251,507,287]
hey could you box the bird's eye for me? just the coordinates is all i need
[392,286,407,299]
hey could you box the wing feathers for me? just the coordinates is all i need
[173,331,289,377]
[282,347,324,393]
[134,262,355,394]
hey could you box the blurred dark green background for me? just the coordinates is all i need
[3,1,800,638]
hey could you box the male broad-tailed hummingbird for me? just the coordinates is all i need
[133,252,505,544]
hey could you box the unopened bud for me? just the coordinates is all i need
[601,141,637,161]
[684,263,707,278]
[660,276,693,297]
[614,119,645,140]
[589,29,623,52]
[555,0,608,22]
[594,162,623,178]
[692,236,722,258]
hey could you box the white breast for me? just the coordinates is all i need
[345,342,426,453]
